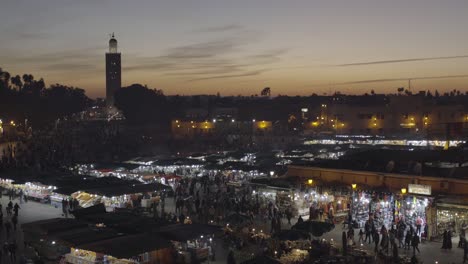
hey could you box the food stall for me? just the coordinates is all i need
[20,182,56,202]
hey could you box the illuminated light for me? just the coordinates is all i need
[212,119,216,123]
[252,119,256,122]
[231,119,235,123]
[52,241,56,245]
[373,123,377,126]
[331,119,334,122]
[177,125,180,128]
[308,179,313,185]
[191,125,195,128]
[351,183,357,189]
[401,188,407,194]
[311,121,319,127]
[175,120,179,123]
[190,121,194,123]
[424,122,428,125]
[341,123,345,127]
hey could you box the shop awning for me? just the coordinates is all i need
[77,234,171,259]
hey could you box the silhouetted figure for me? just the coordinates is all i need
[412,234,420,255]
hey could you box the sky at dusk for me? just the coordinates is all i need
[1,0,468,98]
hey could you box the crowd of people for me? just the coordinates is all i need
[0,188,21,263]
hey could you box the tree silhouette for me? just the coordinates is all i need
[114,84,168,124]
[11,75,22,91]
[261,87,271,97]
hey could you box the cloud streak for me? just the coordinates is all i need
[194,24,243,33]
[188,70,268,82]
[338,74,468,85]
[124,35,285,81]
[336,55,468,66]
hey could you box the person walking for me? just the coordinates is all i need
[365,220,372,244]
[13,203,20,217]
[463,237,468,263]
[411,234,420,255]
[448,230,453,249]
[61,198,69,218]
[12,214,18,231]
[7,201,12,216]
[358,229,364,243]
[442,230,448,249]
[4,221,11,239]
[374,231,380,253]
[398,226,405,248]
[285,208,292,225]
[8,241,17,262]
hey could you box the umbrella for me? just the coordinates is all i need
[224,213,251,225]
[272,229,311,241]
[241,255,281,264]
[292,220,335,237]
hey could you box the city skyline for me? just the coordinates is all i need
[2,0,468,98]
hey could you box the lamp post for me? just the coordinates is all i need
[351,183,357,221]
[397,188,407,224]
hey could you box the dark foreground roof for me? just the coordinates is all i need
[78,233,172,258]
[22,218,88,235]
[155,223,222,241]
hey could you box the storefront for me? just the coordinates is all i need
[434,198,468,239]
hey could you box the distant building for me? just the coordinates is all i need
[304,95,468,138]
[105,33,121,109]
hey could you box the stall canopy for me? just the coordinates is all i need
[74,211,163,234]
[83,183,171,197]
[78,233,172,259]
[50,227,122,247]
[155,224,222,242]
[72,203,107,219]
[22,218,89,236]
[53,177,141,196]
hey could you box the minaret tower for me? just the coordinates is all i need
[106,33,121,109]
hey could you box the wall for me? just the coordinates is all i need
[287,166,468,195]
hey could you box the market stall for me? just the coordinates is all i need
[18,182,56,202]
[156,223,221,264]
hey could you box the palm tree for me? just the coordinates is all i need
[11,75,23,91]
[0,70,11,88]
